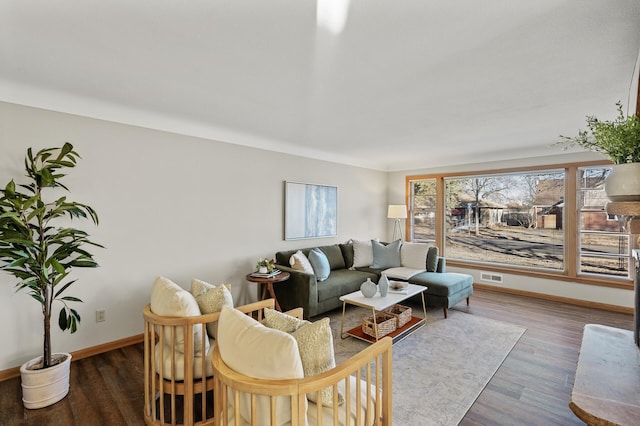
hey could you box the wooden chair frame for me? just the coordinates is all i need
[212,336,393,425]
[143,299,280,426]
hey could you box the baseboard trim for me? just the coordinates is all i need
[0,333,144,382]
[474,283,634,315]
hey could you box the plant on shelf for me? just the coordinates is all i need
[557,102,640,202]
[557,101,640,164]
[256,258,275,273]
[0,143,103,408]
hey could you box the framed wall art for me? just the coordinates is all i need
[284,181,337,240]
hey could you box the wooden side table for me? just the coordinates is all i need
[245,272,290,311]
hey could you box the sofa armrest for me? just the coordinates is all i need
[437,256,446,273]
[273,264,318,319]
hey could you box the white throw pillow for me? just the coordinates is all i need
[400,242,431,270]
[217,306,305,426]
[352,239,378,268]
[149,276,209,356]
[190,279,234,337]
[290,250,315,274]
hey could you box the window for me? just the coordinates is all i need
[409,178,436,243]
[407,162,632,285]
[443,170,565,271]
[578,166,629,277]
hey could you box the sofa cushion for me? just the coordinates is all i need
[426,246,439,272]
[290,250,315,274]
[400,242,431,270]
[150,276,208,356]
[190,279,234,337]
[371,239,401,269]
[339,242,354,269]
[319,245,346,270]
[382,266,424,281]
[409,272,473,297]
[217,306,304,426]
[309,248,331,281]
[316,269,376,303]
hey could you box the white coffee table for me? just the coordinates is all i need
[339,282,427,343]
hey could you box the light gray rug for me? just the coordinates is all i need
[324,303,526,426]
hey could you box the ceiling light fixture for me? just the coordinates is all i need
[317,0,350,34]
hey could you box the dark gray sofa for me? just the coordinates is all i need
[272,242,455,319]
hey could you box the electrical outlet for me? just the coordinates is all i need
[96,309,106,323]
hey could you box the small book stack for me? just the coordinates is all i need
[250,269,282,278]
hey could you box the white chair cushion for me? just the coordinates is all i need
[149,276,208,356]
[217,305,305,426]
[154,338,215,381]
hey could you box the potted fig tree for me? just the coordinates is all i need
[558,101,640,201]
[0,143,102,409]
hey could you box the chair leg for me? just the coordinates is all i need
[443,307,448,319]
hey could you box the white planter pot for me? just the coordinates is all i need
[605,163,640,202]
[20,353,71,409]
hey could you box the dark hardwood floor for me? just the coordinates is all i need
[0,288,633,425]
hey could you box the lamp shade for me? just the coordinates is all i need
[387,205,407,219]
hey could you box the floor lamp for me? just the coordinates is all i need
[388,205,407,242]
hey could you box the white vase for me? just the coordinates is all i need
[258,266,268,274]
[378,274,390,297]
[605,163,640,202]
[20,353,71,409]
[360,278,377,298]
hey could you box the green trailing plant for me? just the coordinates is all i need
[0,143,102,369]
[558,101,640,164]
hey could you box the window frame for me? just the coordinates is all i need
[406,160,633,290]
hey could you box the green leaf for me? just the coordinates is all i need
[58,308,68,331]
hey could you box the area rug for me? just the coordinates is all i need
[325,304,526,426]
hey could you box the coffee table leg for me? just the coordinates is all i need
[340,302,347,339]
[372,308,378,342]
[421,292,427,324]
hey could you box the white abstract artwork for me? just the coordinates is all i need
[285,181,337,240]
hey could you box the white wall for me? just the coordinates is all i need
[0,102,388,370]
[387,154,635,310]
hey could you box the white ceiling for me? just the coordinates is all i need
[1,0,639,171]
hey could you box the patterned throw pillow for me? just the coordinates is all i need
[262,310,344,407]
[190,279,233,337]
[263,307,309,333]
[289,250,314,274]
[292,318,344,407]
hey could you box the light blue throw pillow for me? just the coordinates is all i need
[371,240,402,269]
[308,248,331,281]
